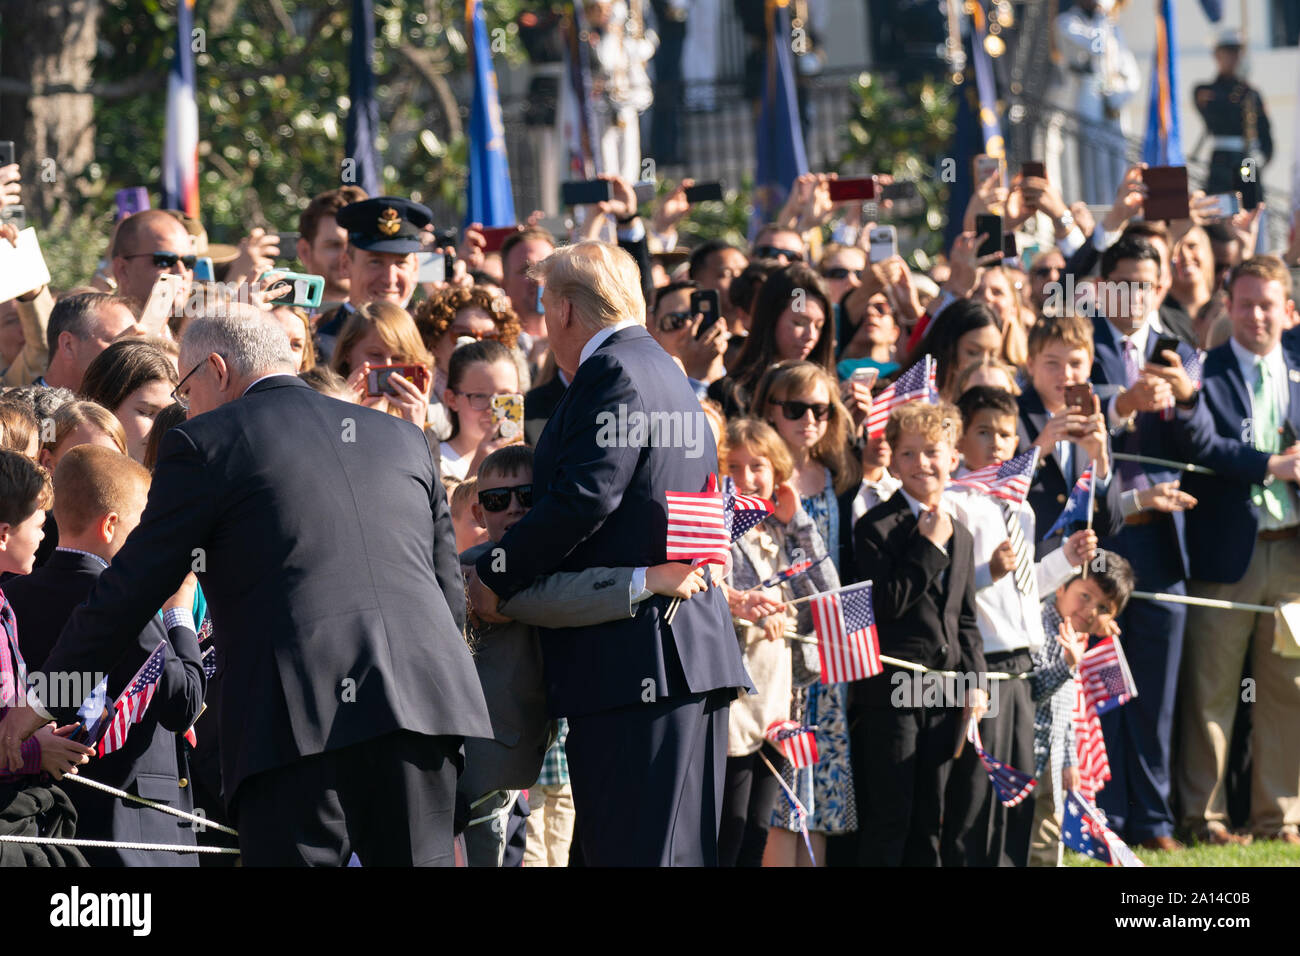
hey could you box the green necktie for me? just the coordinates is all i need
[1252,357,1291,523]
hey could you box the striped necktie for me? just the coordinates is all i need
[1000,499,1034,594]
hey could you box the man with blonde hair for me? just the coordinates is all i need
[470,240,752,866]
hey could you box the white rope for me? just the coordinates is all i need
[62,773,239,837]
[0,833,238,854]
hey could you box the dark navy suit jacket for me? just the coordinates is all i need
[476,325,750,718]
[1179,333,1300,583]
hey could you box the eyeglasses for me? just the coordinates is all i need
[453,389,519,412]
[125,251,198,270]
[477,483,533,512]
[1030,266,1061,278]
[771,399,831,421]
[451,329,501,346]
[822,267,865,281]
[755,245,804,262]
[658,310,693,332]
[171,356,209,411]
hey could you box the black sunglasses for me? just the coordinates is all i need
[822,267,866,281]
[477,483,533,512]
[658,310,693,332]
[755,245,804,262]
[1030,265,1061,278]
[772,399,831,421]
[126,251,197,269]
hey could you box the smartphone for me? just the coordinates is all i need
[1020,160,1047,180]
[536,284,545,315]
[366,364,430,397]
[115,186,150,221]
[275,232,300,259]
[973,154,1004,186]
[193,256,215,281]
[260,270,324,309]
[479,225,517,254]
[1063,382,1094,414]
[975,213,1004,258]
[879,181,919,202]
[1003,232,1019,259]
[491,393,525,440]
[1141,166,1190,221]
[0,141,13,169]
[561,179,614,206]
[0,205,26,230]
[827,177,877,202]
[868,225,897,263]
[140,273,183,333]
[691,289,722,339]
[848,366,879,389]
[683,181,724,203]
[633,180,657,204]
[1236,163,1262,211]
[444,248,457,279]
[416,251,445,284]
[1204,192,1240,221]
[1149,334,1181,368]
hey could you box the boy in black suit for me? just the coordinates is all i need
[852,402,988,866]
[5,445,205,866]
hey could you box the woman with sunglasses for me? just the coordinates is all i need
[710,263,835,419]
[79,339,180,463]
[749,360,859,857]
[818,243,867,309]
[331,301,433,431]
[415,286,527,441]
[439,340,523,482]
[835,286,901,383]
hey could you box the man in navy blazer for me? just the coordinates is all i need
[1177,256,1300,846]
[470,241,750,866]
[1086,235,1215,850]
[0,305,492,866]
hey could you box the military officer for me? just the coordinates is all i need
[1194,29,1273,200]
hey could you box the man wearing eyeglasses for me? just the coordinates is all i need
[751,224,806,266]
[110,210,196,314]
[648,280,729,399]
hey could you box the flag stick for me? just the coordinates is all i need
[780,579,873,609]
[1131,590,1274,615]
[1111,452,1216,475]
[1083,458,1097,579]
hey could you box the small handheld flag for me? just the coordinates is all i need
[758,554,829,590]
[1042,464,1095,541]
[865,357,938,439]
[1074,680,1111,803]
[665,475,773,566]
[967,717,1037,807]
[1079,636,1138,716]
[92,642,168,757]
[810,581,883,684]
[949,448,1038,504]
[1063,789,1144,866]
[765,719,820,768]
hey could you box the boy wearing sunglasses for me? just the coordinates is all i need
[458,445,711,866]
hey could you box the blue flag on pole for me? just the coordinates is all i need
[1198,1,1223,23]
[465,0,516,227]
[345,0,382,196]
[1143,0,1184,167]
[754,0,808,228]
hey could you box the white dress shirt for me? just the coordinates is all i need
[1229,336,1298,530]
[851,471,903,526]
[578,319,641,368]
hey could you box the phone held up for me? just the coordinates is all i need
[366,364,430,398]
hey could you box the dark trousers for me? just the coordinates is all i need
[566,689,730,866]
[719,745,781,867]
[234,730,461,866]
[853,696,959,866]
[941,650,1035,867]
[1097,590,1186,842]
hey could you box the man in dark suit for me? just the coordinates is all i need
[469,240,750,866]
[851,401,987,866]
[1087,235,1214,851]
[312,196,428,363]
[6,445,206,866]
[0,304,492,866]
[1177,257,1300,846]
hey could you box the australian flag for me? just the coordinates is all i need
[759,554,829,590]
[1063,789,1144,866]
[1080,636,1138,716]
[968,718,1037,807]
[1042,464,1095,541]
[75,673,110,745]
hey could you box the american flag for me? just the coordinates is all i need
[1073,680,1111,803]
[865,357,938,439]
[665,474,772,566]
[1080,636,1138,716]
[1063,789,1144,866]
[765,719,820,768]
[967,718,1037,807]
[1042,465,1095,540]
[758,554,828,590]
[810,582,883,683]
[94,641,167,757]
[949,449,1039,504]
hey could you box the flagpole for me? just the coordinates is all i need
[1110,452,1216,475]
[1083,459,1096,579]
[1131,590,1275,615]
[780,579,874,609]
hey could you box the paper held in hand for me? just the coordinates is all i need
[0,228,51,303]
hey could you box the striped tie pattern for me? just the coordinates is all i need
[1000,499,1033,594]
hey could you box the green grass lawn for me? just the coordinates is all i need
[1065,838,1300,867]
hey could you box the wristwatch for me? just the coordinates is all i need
[1056,210,1075,231]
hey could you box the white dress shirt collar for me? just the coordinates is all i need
[578,319,640,368]
[243,373,299,396]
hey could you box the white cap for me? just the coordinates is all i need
[1216,27,1244,50]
